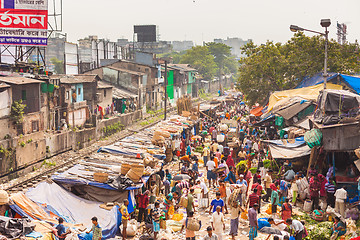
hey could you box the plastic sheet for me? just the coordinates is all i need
[25,182,121,239]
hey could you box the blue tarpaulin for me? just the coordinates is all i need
[296,72,337,89]
[25,182,121,239]
[338,74,360,94]
[262,136,306,148]
[296,73,360,94]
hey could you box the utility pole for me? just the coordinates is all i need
[164,60,167,120]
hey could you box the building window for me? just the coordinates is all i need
[104,89,107,98]
[32,120,39,132]
[78,88,81,95]
[22,90,26,100]
[66,91,69,100]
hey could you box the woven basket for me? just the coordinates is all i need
[228,188,241,206]
[93,172,109,183]
[121,164,131,175]
[126,169,142,182]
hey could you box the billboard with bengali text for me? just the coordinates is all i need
[0,0,48,46]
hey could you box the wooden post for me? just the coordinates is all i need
[307,147,317,178]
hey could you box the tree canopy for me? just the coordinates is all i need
[180,46,218,79]
[180,42,238,80]
[238,32,360,105]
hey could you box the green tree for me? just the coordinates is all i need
[50,57,64,74]
[238,32,360,105]
[180,46,217,79]
[158,51,186,64]
[10,100,26,125]
[206,42,234,77]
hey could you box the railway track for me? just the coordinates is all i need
[4,98,205,192]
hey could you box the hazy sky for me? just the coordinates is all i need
[58,0,360,45]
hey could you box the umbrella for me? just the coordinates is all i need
[173,174,191,181]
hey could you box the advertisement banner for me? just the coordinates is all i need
[0,0,48,46]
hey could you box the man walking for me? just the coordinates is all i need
[211,206,225,240]
[248,203,259,240]
[263,170,273,202]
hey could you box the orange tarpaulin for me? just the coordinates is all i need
[11,192,59,224]
[250,106,264,117]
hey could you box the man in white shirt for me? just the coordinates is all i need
[197,179,209,208]
[211,206,225,240]
[286,219,304,240]
[334,186,347,218]
[206,158,217,188]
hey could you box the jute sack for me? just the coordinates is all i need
[186,218,201,231]
[179,196,188,208]
[228,188,242,206]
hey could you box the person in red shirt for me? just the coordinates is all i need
[137,190,149,223]
[247,188,260,210]
[251,179,263,213]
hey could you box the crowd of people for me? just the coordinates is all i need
[71,95,358,240]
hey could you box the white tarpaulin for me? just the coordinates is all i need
[269,144,311,159]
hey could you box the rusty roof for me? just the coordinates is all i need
[52,74,99,84]
[106,66,144,76]
[97,81,113,89]
[0,77,44,85]
[167,64,197,72]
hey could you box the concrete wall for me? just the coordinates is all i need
[68,108,87,127]
[45,131,74,156]
[0,118,13,138]
[0,110,143,176]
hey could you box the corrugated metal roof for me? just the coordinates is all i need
[106,66,144,76]
[276,102,312,120]
[97,81,113,89]
[0,77,44,85]
[112,87,138,99]
[52,74,98,84]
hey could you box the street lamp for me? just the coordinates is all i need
[289,19,331,89]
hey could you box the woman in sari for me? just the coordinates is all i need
[280,198,292,221]
[330,216,346,240]
[226,154,235,169]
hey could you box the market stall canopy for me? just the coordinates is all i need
[263,137,311,159]
[297,73,360,94]
[250,106,264,117]
[268,83,342,112]
[269,144,311,159]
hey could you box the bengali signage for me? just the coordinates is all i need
[0,0,48,46]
